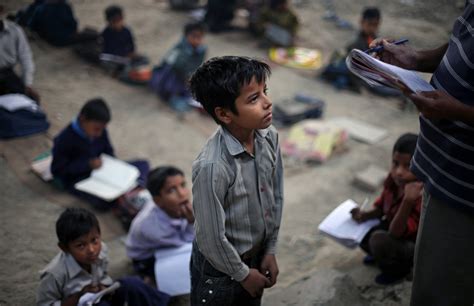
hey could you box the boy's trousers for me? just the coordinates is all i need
[410,192,474,306]
[360,222,415,277]
[190,244,262,306]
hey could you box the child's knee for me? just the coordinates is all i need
[369,230,391,256]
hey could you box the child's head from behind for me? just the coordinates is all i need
[105,5,124,31]
[361,7,381,37]
[147,166,190,219]
[189,56,272,129]
[270,0,288,10]
[390,133,418,187]
[78,98,111,139]
[56,208,101,268]
[184,22,205,49]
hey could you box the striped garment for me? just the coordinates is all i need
[411,1,474,208]
[192,126,284,282]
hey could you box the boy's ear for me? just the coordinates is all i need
[214,107,232,125]
[58,242,68,253]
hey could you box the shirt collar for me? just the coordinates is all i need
[71,118,91,140]
[64,248,106,278]
[220,126,270,156]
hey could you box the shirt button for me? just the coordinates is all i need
[202,299,207,303]
[209,290,213,294]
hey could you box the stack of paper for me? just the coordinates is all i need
[318,199,380,248]
[155,243,192,296]
[346,49,434,92]
[327,117,387,144]
[74,155,139,201]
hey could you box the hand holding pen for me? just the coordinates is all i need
[367,38,419,70]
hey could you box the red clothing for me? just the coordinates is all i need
[373,175,422,241]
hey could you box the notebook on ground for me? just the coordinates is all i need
[346,49,434,93]
[74,155,139,201]
[318,199,380,248]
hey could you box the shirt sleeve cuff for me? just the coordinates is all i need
[53,301,62,306]
[230,263,250,282]
[264,240,278,255]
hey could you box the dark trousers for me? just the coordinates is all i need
[132,256,156,280]
[410,192,474,306]
[360,222,415,277]
[96,276,170,306]
[190,245,262,306]
[0,67,26,95]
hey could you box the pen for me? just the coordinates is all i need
[364,38,409,54]
[360,197,369,211]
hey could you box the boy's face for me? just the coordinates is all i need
[109,15,124,31]
[60,227,101,269]
[154,175,190,219]
[187,30,204,49]
[79,117,107,139]
[390,151,417,188]
[361,18,380,37]
[218,77,273,131]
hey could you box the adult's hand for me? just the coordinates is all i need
[369,38,419,70]
[409,90,474,124]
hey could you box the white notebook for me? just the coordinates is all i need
[318,199,380,248]
[346,49,434,93]
[154,243,192,296]
[74,155,139,201]
[78,281,121,306]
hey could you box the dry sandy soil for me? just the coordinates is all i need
[0,0,461,305]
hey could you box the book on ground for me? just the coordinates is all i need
[154,243,192,296]
[327,116,387,144]
[31,151,53,181]
[74,155,139,201]
[78,281,121,306]
[346,49,434,93]
[318,199,380,248]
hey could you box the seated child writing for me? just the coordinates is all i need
[51,98,149,211]
[351,133,423,285]
[36,207,169,306]
[101,5,149,73]
[321,7,384,92]
[150,22,206,112]
[126,166,194,283]
[189,56,284,305]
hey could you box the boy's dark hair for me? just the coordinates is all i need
[189,56,271,124]
[147,166,184,196]
[56,208,101,245]
[79,98,111,123]
[393,133,418,156]
[362,7,381,21]
[105,5,123,22]
[184,22,205,36]
[270,0,287,10]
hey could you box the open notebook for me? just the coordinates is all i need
[346,49,434,93]
[318,199,380,248]
[78,282,121,306]
[74,155,139,201]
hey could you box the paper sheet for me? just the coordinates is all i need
[318,199,380,248]
[154,243,192,296]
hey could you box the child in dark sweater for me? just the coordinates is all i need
[51,98,149,210]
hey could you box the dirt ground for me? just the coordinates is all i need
[0,0,461,305]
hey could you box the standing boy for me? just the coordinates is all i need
[189,56,284,306]
[126,166,194,283]
[351,133,423,285]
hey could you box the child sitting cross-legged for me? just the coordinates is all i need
[36,207,170,306]
[351,133,423,285]
[126,166,194,283]
[51,98,150,212]
[150,22,206,112]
